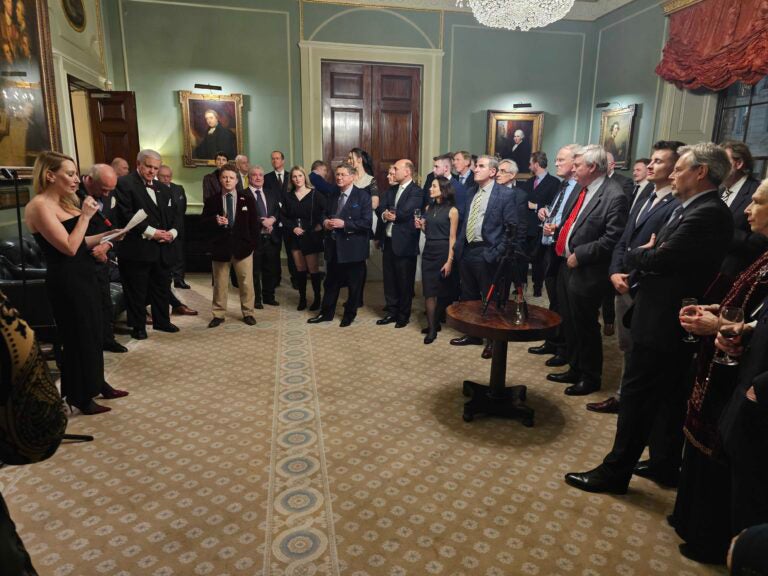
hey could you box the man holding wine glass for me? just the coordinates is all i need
[565,142,735,495]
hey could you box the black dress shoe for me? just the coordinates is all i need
[564,468,629,495]
[153,323,180,333]
[423,334,436,344]
[564,380,601,396]
[545,354,567,367]
[481,343,493,359]
[533,288,542,297]
[174,279,191,289]
[633,460,679,488]
[208,318,225,328]
[586,397,620,413]
[263,299,280,306]
[307,314,332,324]
[450,335,483,346]
[394,321,408,328]
[103,340,128,353]
[678,543,725,565]
[131,328,147,340]
[528,342,556,355]
[243,316,257,326]
[339,316,354,327]
[421,325,441,334]
[546,369,580,384]
[376,315,396,325]
[255,302,264,310]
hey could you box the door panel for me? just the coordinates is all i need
[322,62,371,168]
[87,90,140,165]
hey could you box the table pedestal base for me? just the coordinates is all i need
[462,381,534,426]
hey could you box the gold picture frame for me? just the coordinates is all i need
[599,104,637,170]
[61,0,85,32]
[487,110,544,179]
[0,0,61,180]
[179,91,244,168]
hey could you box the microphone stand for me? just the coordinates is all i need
[1,168,92,443]
[482,224,528,317]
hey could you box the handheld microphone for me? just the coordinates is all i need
[76,188,112,228]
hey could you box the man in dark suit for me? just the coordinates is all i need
[80,163,126,353]
[194,109,236,160]
[377,159,424,328]
[720,141,763,279]
[450,155,519,358]
[565,142,734,494]
[524,151,560,296]
[607,152,635,197]
[629,157,653,211]
[589,141,683,415]
[234,155,249,192]
[111,157,129,177]
[202,152,229,202]
[496,159,529,291]
[546,145,629,396]
[264,150,293,288]
[528,144,580,366]
[452,150,474,219]
[308,163,372,327]
[201,163,260,328]
[114,149,180,340]
[157,165,190,290]
[422,153,452,201]
[246,165,281,308]
[309,160,336,197]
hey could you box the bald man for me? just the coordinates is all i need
[80,164,127,353]
[111,157,130,178]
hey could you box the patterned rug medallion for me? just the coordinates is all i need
[0,274,724,575]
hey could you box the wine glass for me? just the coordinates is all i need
[414,208,422,220]
[296,217,303,230]
[539,204,552,228]
[713,306,745,366]
[681,298,699,343]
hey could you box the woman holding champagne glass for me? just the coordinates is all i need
[671,178,768,564]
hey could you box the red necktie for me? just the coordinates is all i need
[555,186,587,257]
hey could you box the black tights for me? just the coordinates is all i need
[425,296,446,335]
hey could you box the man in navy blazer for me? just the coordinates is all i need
[308,163,372,327]
[450,155,519,356]
[452,151,474,220]
[377,159,424,328]
[588,141,683,415]
[524,152,560,295]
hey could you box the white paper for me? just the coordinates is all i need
[100,209,147,243]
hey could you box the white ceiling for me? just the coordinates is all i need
[307,0,640,22]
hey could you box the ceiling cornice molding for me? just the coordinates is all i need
[663,0,705,15]
[302,0,640,22]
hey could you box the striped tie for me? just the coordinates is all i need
[465,191,484,243]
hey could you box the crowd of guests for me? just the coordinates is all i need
[17,134,768,572]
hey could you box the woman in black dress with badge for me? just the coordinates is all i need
[24,151,126,415]
[282,166,326,311]
[416,176,459,344]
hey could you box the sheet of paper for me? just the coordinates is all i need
[100,209,147,243]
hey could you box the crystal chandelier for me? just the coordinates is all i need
[456,0,576,31]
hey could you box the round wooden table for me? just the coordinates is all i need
[447,301,561,427]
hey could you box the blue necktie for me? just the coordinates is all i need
[226,193,234,228]
[638,191,657,222]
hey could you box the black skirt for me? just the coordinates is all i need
[421,241,453,298]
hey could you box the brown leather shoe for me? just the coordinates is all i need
[173,305,198,316]
[586,396,619,413]
[481,342,493,359]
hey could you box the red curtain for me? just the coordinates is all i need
[655,0,768,91]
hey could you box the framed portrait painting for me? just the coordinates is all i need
[487,110,544,179]
[0,0,60,179]
[179,91,243,167]
[599,105,637,170]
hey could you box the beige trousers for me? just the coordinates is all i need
[212,255,255,319]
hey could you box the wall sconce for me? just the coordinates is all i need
[513,102,532,109]
[194,83,222,91]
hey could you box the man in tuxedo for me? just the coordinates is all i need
[720,141,763,279]
[202,164,260,327]
[377,159,423,328]
[308,163,372,327]
[234,155,249,192]
[157,165,190,290]
[202,152,229,202]
[114,149,180,340]
[589,141,683,415]
[452,150,474,220]
[524,151,560,296]
[111,157,129,177]
[422,153,452,199]
[566,142,734,494]
[528,144,580,366]
[80,163,127,354]
[630,157,653,210]
[194,109,236,160]
[450,155,519,358]
[264,150,293,287]
[546,145,628,396]
[247,165,281,308]
[496,159,529,291]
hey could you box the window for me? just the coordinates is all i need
[714,76,768,179]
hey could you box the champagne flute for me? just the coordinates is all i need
[713,306,745,366]
[296,217,303,230]
[681,298,700,343]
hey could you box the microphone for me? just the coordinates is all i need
[75,188,112,228]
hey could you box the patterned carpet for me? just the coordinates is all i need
[0,273,725,575]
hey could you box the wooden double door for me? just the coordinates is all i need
[322,61,421,191]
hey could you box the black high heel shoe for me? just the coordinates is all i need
[101,382,129,399]
[68,399,112,415]
[424,328,438,344]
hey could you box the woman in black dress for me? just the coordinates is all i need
[24,151,126,415]
[282,166,326,311]
[416,176,459,344]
